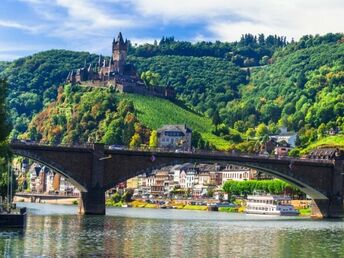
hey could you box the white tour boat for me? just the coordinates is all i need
[245,195,299,216]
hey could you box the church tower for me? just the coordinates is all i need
[112,32,128,74]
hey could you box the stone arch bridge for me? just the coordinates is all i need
[9,143,344,218]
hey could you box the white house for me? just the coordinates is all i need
[198,172,210,186]
[146,173,156,187]
[221,165,256,184]
[269,127,297,147]
[170,165,182,183]
[157,124,192,150]
[170,163,194,184]
[185,170,197,189]
[192,184,208,197]
[45,170,55,193]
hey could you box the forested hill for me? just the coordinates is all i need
[1,33,284,137]
[1,32,343,152]
[223,34,344,152]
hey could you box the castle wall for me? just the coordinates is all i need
[119,83,175,99]
[78,80,110,88]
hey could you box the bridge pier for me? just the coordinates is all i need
[311,199,330,219]
[79,187,105,215]
[78,143,106,215]
[311,198,344,219]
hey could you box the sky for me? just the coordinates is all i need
[0,0,343,61]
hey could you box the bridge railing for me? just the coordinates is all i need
[10,140,333,163]
[10,140,94,149]
[105,145,333,163]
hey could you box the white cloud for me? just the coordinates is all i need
[20,0,138,40]
[55,0,133,29]
[0,42,55,61]
[0,53,23,61]
[0,19,42,32]
[131,0,344,41]
[133,0,238,21]
[130,37,157,45]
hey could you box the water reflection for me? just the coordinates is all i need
[0,204,343,257]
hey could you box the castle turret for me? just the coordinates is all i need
[87,64,94,81]
[112,32,128,74]
[68,70,76,84]
[98,55,102,68]
[87,63,93,72]
[66,71,71,81]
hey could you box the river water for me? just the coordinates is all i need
[1,203,344,257]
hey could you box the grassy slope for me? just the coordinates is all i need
[119,93,230,150]
[300,135,344,154]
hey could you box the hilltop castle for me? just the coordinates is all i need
[66,32,175,99]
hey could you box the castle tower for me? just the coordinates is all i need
[112,32,128,74]
[87,64,94,81]
[97,55,102,69]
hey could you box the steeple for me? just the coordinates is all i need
[117,32,125,45]
[98,55,102,67]
[112,32,128,51]
[66,71,71,81]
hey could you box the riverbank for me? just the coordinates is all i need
[14,196,78,205]
[107,199,311,215]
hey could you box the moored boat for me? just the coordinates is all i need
[0,163,27,228]
[245,195,299,216]
[0,204,27,228]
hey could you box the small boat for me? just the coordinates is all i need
[0,203,27,228]
[245,195,299,216]
[0,162,27,228]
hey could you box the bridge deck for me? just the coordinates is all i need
[9,142,334,166]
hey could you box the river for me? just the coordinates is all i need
[1,203,344,257]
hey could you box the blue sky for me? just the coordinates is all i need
[0,0,343,61]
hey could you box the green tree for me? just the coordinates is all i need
[149,130,158,148]
[122,190,133,203]
[0,80,10,140]
[141,71,161,86]
[111,192,122,203]
[129,133,142,147]
[191,131,203,148]
[317,123,327,139]
[246,128,256,139]
[0,79,12,198]
[212,109,220,132]
[256,123,269,138]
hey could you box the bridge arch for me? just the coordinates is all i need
[12,149,87,192]
[107,159,327,201]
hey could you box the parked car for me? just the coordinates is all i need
[215,202,236,208]
[175,149,191,153]
[19,139,35,144]
[109,145,125,150]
